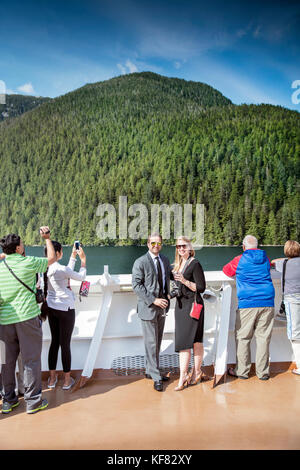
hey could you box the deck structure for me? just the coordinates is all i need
[1,364,299,450]
[1,268,298,450]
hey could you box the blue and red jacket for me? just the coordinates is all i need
[223,249,275,309]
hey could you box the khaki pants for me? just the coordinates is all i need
[234,307,274,379]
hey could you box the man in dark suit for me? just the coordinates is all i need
[132,233,171,391]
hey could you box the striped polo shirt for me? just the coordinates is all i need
[0,253,48,325]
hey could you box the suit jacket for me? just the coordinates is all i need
[132,252,171,320]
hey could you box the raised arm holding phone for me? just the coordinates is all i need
[0,226,55,414]
[45,240,87,390]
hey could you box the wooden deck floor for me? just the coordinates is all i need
[1,364,300,450]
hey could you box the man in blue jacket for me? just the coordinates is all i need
[223,235,275,380]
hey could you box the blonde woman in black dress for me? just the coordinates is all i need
[171,236,208,391]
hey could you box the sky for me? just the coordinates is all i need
[0,0,299,110]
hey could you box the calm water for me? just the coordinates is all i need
[21,246,285,275]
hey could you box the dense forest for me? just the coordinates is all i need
[0,94,50,121]
[0,72,299,245]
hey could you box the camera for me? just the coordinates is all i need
[75,240,80,251]
[169,280,180,299]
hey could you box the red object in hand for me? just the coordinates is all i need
[79,281,90,298]
[190,302,203,320]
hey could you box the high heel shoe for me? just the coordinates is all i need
[189,371,211,385]
[174,376,189,391]
[187,370,194,384]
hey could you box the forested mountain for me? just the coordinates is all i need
[0,94,50,121]
[0,72,299,245]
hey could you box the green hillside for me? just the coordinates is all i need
[0,94,50,121]
[0,72,299,246]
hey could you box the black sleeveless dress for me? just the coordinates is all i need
[173,258,206,352]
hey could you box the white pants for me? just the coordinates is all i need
[284,293,300,341]
[291,340,300,370]
[284,293,300,370]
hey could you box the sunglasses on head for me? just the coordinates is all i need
[176,244,188,249]
[150,241,162,247]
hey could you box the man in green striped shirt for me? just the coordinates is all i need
[0,227,56,414]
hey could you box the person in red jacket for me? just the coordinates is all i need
[223,235,275,380]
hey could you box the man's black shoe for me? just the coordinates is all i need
[227,368,248,379]
[153,380,163,391]
[161,375,170,382]
[145,374,169,381]
[259,375,270,381]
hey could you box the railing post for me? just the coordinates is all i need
[212,282,232,388]
[78,265,115,387]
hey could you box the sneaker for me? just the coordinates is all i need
[2,400,20,414]
[47,375,58,389]
[27,399,48,414]
[292,369,300,375]
[62,377,75,390]
[259,375,270,381]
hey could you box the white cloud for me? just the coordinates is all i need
[0,85,30,96]
[117,63,127,75]
[17,82,35,94]
[117,60,138,75]
[235,20,290,44]
[125,60,138,73]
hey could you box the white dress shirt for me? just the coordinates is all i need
[148,251,166,290]
[46,257,86,311]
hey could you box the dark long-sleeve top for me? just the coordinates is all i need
[172,258,206,304]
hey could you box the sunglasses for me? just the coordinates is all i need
[176,244,188,249]
[150,241,162,247]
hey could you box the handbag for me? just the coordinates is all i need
[278,259,288,316]
[79,280,90,302]
[35,288,45,304]
[39,300,49,321]
[190,300,203,320]
[279,301,285,315]
[3,259,45,304]
[39,271,49,321]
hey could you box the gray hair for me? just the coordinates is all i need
[243,235,258,249]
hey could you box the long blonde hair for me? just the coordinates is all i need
[173,236,195,272]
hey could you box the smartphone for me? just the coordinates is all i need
[75,240,80,251]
